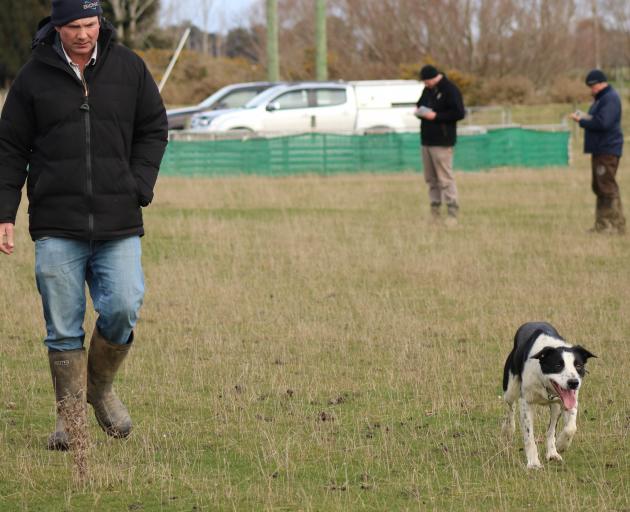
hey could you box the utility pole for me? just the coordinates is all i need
[266,0,280,81]
[201,0,211,55]
[315,0,328,80]
[591,0,601,68]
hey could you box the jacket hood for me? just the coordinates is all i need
[32,16,117,49]
[32,17,55,48]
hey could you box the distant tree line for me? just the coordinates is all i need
[3,0,630,105]
[161,0,630,104]
[229,0,630,103]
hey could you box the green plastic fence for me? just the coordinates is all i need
[160,127,570,177]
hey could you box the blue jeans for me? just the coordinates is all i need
[35,237,144,352]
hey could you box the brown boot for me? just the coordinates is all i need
[48,349,87,451]
[430,202,442,224]
[611,197,626,235]
[87,329,133,438]
[590,203,614,233]
[445,202,459,227]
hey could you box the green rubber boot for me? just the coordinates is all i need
[48,349,87,451]
[87,329,133,438]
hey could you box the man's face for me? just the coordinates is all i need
[589,82,607,97]
[55,16,100,61]
[423,76,441,89]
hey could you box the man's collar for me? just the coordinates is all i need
[595,85,610,100]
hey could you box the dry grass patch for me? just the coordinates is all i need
[1,159,629,510]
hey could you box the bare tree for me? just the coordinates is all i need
[105,0,160,47]
[601,0,630,68]
[230,0,630,91]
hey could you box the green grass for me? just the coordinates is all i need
[1,155,630,511]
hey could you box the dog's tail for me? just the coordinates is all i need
[502,352,512,392]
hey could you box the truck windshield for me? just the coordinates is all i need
[198,85,271,110]
[243,85,289,108]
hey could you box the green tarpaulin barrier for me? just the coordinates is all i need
[161,127,570,177]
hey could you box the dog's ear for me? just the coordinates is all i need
[573,345,597,361]
[531,346,556,360]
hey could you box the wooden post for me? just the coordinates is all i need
[266,0,280,81]
[315,0,328,80]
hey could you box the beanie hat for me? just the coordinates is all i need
[51,0,103,27]
[419,65,439,80]
[585,69,607,86]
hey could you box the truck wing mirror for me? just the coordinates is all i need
[266,102,279,112]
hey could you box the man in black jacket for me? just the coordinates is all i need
[0,0,167,451]
[415,65,466,225]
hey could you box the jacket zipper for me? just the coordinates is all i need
[79,75,93,238]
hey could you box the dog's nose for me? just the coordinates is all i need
[567,379,580,390]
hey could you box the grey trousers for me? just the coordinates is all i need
[421,145,458,206]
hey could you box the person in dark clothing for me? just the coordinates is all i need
[571,69,625,234]
[415,65,466,225]
[0,0,168,451]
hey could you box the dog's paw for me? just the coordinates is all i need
[526,460,543,470]
[556,437,572,453]
[546,452,563,462]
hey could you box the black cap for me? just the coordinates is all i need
[585,69,607,86]
[419,65,439,81]
[51,0,103,27]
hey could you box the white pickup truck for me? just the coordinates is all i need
[189,80,424,134]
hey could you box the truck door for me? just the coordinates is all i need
[262,89,311,133]
[310,88,354,133]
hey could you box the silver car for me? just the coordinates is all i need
[190,82,355,134]
[166,82,277,130]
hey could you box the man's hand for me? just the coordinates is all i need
[0,223,15,255]
[422,111,437,121]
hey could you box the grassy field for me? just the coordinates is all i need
[1,156,630,511]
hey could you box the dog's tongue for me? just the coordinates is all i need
[558,388,577,410]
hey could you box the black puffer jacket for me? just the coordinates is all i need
[416,74,465,147]
[0,17,167,241]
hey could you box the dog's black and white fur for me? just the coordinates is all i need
[502,322,596,469]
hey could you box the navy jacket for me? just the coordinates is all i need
[0,18,168,241]
[580,85,623,157]
[416,75,465,147]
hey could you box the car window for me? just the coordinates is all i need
[315,89,347,107]
[215,89,266,110]
[273,90,309,110]
[245,85,287,108]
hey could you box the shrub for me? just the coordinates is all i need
[444,69,477,99]
[137,49,265,107]
[549,76,591,103]
[473,75,536,106]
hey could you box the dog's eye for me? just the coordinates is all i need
[554,363,563,370]
[575,364,584,371]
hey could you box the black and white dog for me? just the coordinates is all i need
[502,322,596,469]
